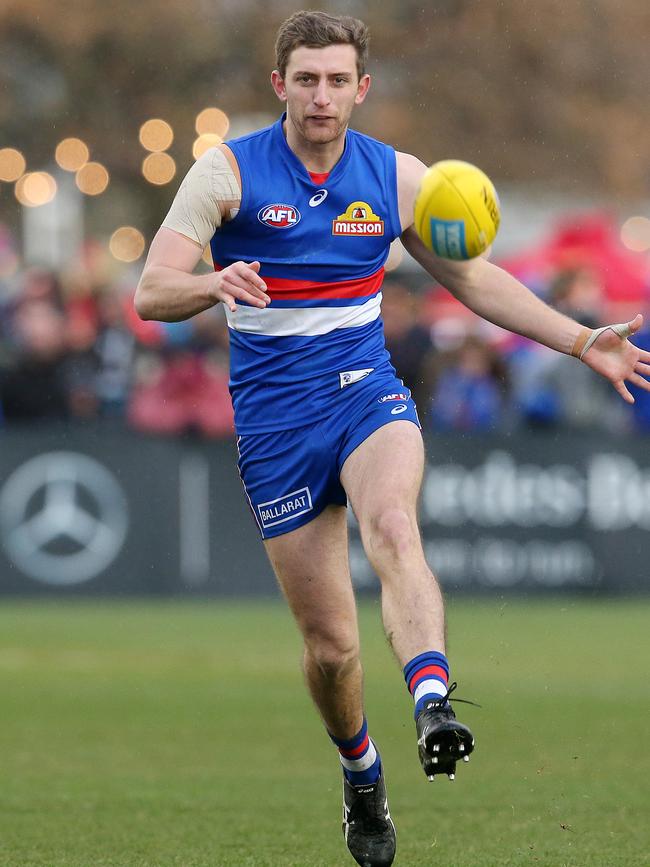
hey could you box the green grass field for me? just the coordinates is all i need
[0,598,648,867]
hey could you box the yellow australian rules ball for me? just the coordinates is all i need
[414,159,501,260]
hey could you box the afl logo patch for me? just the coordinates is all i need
[258,204,301,229]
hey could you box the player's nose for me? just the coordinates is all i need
[312,80,331,106]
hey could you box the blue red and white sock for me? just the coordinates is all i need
[404,650,450,718]
[329,717,381,786]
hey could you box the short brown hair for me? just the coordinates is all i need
[275,10,370,80]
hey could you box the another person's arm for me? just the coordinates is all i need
[135,145,269,322]
[396,152,650,403]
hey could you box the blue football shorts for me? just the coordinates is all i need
[236,378,421,539]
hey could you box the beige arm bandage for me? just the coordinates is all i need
[571,322,633,359]
[161,147,241,248]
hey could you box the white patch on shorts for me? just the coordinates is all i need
[257,487,313,529]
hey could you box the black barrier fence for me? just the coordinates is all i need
[0,426,649,596]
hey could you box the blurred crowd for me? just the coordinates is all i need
[0,229,235,437]
[1,213,650,438]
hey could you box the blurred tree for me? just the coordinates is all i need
[1,0,648,237]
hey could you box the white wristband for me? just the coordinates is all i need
[578,322,632,359]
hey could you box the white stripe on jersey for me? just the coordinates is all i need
[225,293,382,337]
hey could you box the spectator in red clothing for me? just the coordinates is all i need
[128,348,234,437]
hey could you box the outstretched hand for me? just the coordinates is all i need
[581,313,650,403]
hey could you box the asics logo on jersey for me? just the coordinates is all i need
[257,204,301,229]
[308,189,328,207]
[332,201,385,236]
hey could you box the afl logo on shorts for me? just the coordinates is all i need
[378,392,409,403]
[258,204,301,229]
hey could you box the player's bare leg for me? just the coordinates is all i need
[264,504,362,739]
[341,421,444,662]
[341,420,475,781]
[265,504,396,866]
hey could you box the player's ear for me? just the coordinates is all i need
[355,73,371,105]
[271,70,287,102]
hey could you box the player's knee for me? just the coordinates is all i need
[365,507,419,564]
[304,632,360,680]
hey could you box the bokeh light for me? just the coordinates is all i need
[193,134,222,160]
[139,119,174,152]
[621,216,650,253]
[109,226,146,262]
[142,152,176,185]
[76,161,110,195]
[0,148,26,182]
[55,137,89,172]
[195,107,230,138]
[15,172,57,207]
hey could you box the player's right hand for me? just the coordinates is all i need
[209,261,270,312]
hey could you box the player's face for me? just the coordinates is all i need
[271,44,371,145]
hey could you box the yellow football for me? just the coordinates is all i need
[414,159,500,260]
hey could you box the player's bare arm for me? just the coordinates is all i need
[396,151,650,404]
[135,145,269,321]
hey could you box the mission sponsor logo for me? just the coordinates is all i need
[258,203,301,229]
[332,201,384,236]
[378,392,409,403]
[257,486,313,529]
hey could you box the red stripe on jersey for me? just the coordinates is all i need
[308,171,330,185]
[339,733,369,758]
[408,665,448,694]
[266,269,384,300]
[213,265,384,301]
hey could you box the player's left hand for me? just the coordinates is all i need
[581,313,650,403]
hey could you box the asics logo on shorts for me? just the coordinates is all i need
[390,404,408,415]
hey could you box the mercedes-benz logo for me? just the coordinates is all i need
[0,451,128,586]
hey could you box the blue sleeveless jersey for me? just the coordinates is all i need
[211,114,402,434]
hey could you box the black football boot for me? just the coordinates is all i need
[415,682,476,781]
[342,768,396,867]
